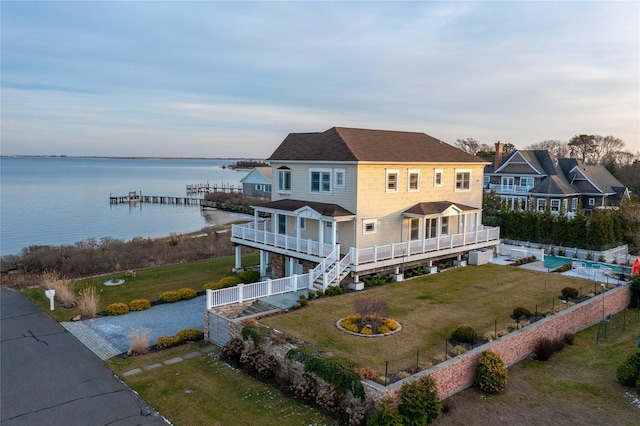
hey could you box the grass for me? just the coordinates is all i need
[22,253,259,322]
[106,342,336,426]
[434,308,640,425]
[261,264,607,374]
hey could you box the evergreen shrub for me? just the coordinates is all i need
[474,350,508,394]
[177,287,197,300]
[238,270,261,283]
[561,287,579,300]
[450,325,477,344]
[159,290,181,303]
[128,298,151,311]
[155,335,177,349]
[616,349,640,387]
[106,302,129,316]
[175,328,203,343]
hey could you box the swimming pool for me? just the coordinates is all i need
[544,255,625,274]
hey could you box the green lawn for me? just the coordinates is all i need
[22,253,259,322]
[261,264,604,375]
[106,342,336,426]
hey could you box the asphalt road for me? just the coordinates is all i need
[0,286,166,426]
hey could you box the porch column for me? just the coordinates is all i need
[235,245,242,269]
[461,214,466,245]
[259,250,267,277]
[296,215,301,252]
[332,219,337,246]
[318,220,324,245]
[254,209,259,231]
[288,257,295,276]
[436,217,441,250]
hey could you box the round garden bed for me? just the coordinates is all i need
[336,315,402,337]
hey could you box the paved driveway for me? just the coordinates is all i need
[0,287,166,425]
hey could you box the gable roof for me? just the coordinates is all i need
[240,167,272,184]
[404,201,480,216]
[268,127,485,163]
[253,199,355,218]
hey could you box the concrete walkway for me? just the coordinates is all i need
[122,345,218,377]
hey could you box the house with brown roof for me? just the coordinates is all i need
[230,127,500,289]
[486,142,629,214]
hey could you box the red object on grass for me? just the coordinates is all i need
[632,258,640,275]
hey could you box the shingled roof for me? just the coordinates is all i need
[268,127,485,163]
[253,199,355,217]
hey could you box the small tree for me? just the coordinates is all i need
[397,375,441,425]
[616,349,640,387]
[474,351,508,394]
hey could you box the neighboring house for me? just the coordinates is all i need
[486,142,629,214]
[240,167,272,199]
[230,127,500,288]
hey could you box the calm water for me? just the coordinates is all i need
[0,157,250,256]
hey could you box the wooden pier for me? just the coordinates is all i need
[109,191,203,206]
[186,182,242,194]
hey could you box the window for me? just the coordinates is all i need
[408,170,420,191]
[426,218,437,239]
[255,184,262,191]
[571,198,578,210]
[441,216,449,235]
[363,219,377,234]
[537,199,546,211]
[277,168,291,193]
[334,168,345,189]
[520,177,534,188]
[299,217,306,230]
[501,176,514,190]
[434,169,443,187]
[455,170,471,191]
[386,169,399,192]
[265,184,271,192]
[588,198,595,206]
[550,199,560,212]
[277,214,287,235]
[410,218,420,240]
[310,169,331,194]
[483,176,490,188]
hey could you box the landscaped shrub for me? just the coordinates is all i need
[77,286,100,318]
[159,290,181,303]
[354,297,389,318]
[450,325,477,344]
[512,306,532,320]
[155,335,177,349]
[42,272,76,308]
[561,286,579,300]
[554,263,572,273]
[175,327,203,343]
[397,375,441,425]
[307,290,316,300]
[128,298,151,311]
[106,302,130,316]
[127,326,151,355]
[630,276,640,309]
[534,337,565,361]
[324,285,343,296]
[298,294,308,307]
[218,275,241,288]
[616,349,640,387]
[238,269,261,283]
[368,395,403,426]
[177,287,197,300]
[450,345,467,356]
[474,350,508,394]
[354,366,378,380]
[202,281,219,291]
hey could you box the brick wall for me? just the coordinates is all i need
[378,284,632,400]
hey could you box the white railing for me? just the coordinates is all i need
[355,226,500,265]
[488,183,533,194]
[231,222,334,257]
[322,248,355,290]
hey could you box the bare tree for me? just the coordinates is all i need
[525,140,569,158]
[593,135,625,164]
[455,138,481,155]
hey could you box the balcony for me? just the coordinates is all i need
[232,220,500,271]
[488,183,533,194]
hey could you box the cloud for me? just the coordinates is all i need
[1,1,638,155]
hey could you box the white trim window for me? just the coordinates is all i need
[441,216,449,235]
[310,168,332,194]
[363,219,377,234]
[588,198,595,206]
[520,177,534,188]
[410,218,420,240]
[277,167,292,193]
[277,214,287,235]
[550,199,560,213]
[426,217,437,239]
[298,217,306,230]
[434,169,443,187]
[408,169,420,191]
[455,170,471,191]
[334,168,345,189]
[537,198,546,211]
[571,198,578,210]
[386,169,399,192]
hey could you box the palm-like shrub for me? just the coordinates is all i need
[474,350,508,394]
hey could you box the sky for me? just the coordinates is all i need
[1,1,639,158]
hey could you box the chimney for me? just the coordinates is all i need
[494,141,504,169]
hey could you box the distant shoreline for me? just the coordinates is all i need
[0,154,263,161]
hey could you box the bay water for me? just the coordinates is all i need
[0,157,251,256]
